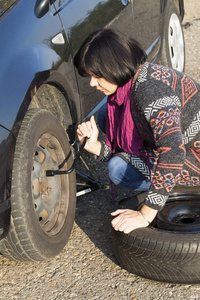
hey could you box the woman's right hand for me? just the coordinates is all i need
[77,115,101,156]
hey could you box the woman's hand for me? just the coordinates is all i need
[111,205,158,234]
[77,115,101,155]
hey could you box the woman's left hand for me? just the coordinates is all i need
[111,206,158,234]
[111,209,148,234]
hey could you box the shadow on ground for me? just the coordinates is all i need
[74,147,134,265]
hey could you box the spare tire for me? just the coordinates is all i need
[112,189,200,283]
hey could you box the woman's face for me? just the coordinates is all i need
[89,75,118,95]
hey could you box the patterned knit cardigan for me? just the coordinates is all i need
[99,62,200,211]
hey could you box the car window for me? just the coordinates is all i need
[0,0,16,15]
[53,0,68,10]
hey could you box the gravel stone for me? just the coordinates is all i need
[1,1,200,299]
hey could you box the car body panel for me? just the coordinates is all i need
[0,0,76,238]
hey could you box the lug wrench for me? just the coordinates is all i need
[46,137,88,177]
[45,96,109,193]
[45,136,108,194]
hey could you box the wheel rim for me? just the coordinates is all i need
[153,195,200,232]
[168,13,184,71]
[32,133,69,236]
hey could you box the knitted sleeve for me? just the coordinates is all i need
[144,106,186,211]
[95,141,111,162]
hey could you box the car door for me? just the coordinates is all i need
[132,0,161,61]
[52,0,135,118]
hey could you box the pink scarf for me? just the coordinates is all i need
[106,78,143,155]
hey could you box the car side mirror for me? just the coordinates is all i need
[34,0,50,18]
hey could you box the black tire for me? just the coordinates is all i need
[160,1,185,72]
[1,109,76,261]
[112,191,200,283]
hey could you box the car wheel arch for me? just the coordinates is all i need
[6,75,79,209]
[29,83,74,131]
[161,0,184,20]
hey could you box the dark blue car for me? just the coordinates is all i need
[0,0,185,261]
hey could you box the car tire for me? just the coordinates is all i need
[160,1,185,72]
[1,109,76,261]
[112,191,200,283]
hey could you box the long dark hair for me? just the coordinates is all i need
[73,28,147,87]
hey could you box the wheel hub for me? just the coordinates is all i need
[172,214,199,225]
[168,13,184,71]
[154,198,200,232]
[31,132,70,236]
[32,145,61,226]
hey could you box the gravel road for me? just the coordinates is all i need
[1,1,200,299]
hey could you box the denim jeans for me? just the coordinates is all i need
[108,155,150,192]
[97,103,150,192]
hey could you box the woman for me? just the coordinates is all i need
[74,28,200,234]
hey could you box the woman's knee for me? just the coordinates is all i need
[107,155,150,191]
[107,156,127,185]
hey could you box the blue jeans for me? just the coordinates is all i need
[107,155,150,192]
